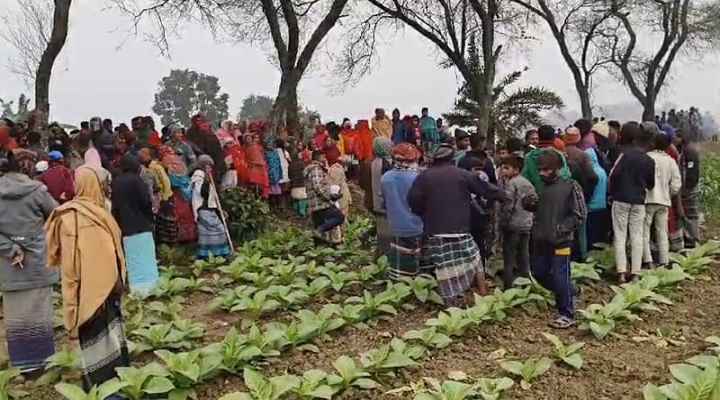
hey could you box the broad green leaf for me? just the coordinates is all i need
[642,383,667,400]
[668,363,702,384]
[500,361,524,376]
[352,378,377,389]
[563,353,583,370]
[243,368,266,393]
[145,376,175,394]
[54,383,89,400]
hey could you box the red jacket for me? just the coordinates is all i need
[39,165,75,204]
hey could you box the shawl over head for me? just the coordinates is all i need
[45,167,126,333]
[391,142,421,162]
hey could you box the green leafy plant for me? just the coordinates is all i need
[239,368,300,400]
[37,347,82,385]
[326,356,377,391]
[541,332,584,369]
[130,320,204,354]
[220,187,269,242]
[202,327,262,374]
[578,297,639,339]
[473,377,515,400]
[571,262,602,282]
[403,327,453,349]
[414,378,478,400]
[116,364,175,400]
[0,369,28,399]
[426,308,473,337]
[293,369,338,399]
[230,290,281,327]
[586,244,615,273]
[642,264,692,287]
[360,338,424,376]
[668,251,714,274]
[346,290,398,319]
[266,285,310,310]
[405,276,444,304]
[209,285,259,311]
[642,355,720,400]
[500,357,554,389]
[55,379,128,400]
[296,306,346,340]
[610,279,673,313]
[154,349,221,400]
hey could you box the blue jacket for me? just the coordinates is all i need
[585,148,608,211]
[391,120,406,145]
[380,169,423,237]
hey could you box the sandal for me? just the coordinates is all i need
[550,316,578,329]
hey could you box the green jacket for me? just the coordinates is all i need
[521,147,571,194]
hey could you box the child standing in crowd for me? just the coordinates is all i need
[522,150,586,329]
[643,131,682,268]
[609,122,656,282]
[499,155,535,290]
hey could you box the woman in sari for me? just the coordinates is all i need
[326,148,351,244]
[244,134,270,198]
[112,154,159,296]
[46,167,129,396]
[0,152,58,379]
[662,124,685,251]
[264,139,283,209]
[216,120,237,147]
[192,155,231,259]
[160,146,193,243]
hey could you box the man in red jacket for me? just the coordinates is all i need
[39,151,74,204]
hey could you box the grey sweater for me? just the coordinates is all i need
[499,175,536,232]
[0,173,59,292]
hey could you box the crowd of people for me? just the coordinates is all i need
[0,105,703,396]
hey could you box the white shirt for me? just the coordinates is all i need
[646,151,682,207]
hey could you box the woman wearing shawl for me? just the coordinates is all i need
[276,139,292,205]
[339,119,359,167]
[661,124,684,251]
[224,140,249,189]
[0,152,58,379]
[45,167,129,394]
[160,146,194,243]
[289,147,308,216]
[676,127,701,249]
[356,120,374,162]
[216,120,237,147]
[313,125,329,150]
[380,143,424,280]
[369,137,393,255]
[75,134,113,211]
[244,133,270,198]
[112,154,159,296]
[264,139,283,209]
[165,124,197,170]
[192,155,231,259]
[327,147,351,244]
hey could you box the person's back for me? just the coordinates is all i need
[609,148,655,204]
[111,157,154,237]
[647,151,681,207]
[380,168,422,237]
[502,174,535,232]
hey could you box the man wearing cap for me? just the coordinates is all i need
[39,151,74,204]
[453,129,471,165]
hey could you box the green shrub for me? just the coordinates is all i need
[220,188,270,242]
[701,155,720,221]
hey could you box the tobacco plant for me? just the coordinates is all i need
[230,290,281,327]
[610,281,673,313]
[154,349,222,400]
[130,320,204,354]
[474,377,515,400]
[296,305,346,340]
[642,355,720,400]
[541,332,585,369]
[405,276,444,305]
[0,369,28,399]
[500,357,554,389]
[325,356,377,391]
[202,328,262,374]
[403,327,453,349]
[293,369,338,399]
[55,379,128,400]
[578,297,639,339]
[115,364,175,400]
[235,368,301,400]
[360,338,424,376]
[346,290,398,320]
[571,262,603,283]
[414,378,478,400]
[36,347,82,385]
[426,308,473,337]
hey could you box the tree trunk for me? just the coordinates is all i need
[578,86,593,119]
[268,69,301,139]
[642,96,656,122]
[34,0,71,125]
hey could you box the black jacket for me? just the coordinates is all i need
[609,148,655,205]
[525,176,587,248]
[407,164,505,236]
[111,155,154,236]
[679,144,700,193]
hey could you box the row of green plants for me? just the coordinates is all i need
[214,241,720,399]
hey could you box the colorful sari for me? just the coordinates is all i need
[226,144,249,185]
[245,142,270,198]
[666,145,684,251]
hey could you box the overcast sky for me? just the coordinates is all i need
[1,0,719,126]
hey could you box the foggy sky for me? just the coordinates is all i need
[1,0,718,126]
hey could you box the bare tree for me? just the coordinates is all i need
[600,0,720,121]
[343,0,518,140]
[0,0,52,84]
[113,0,351,137]
[509,0,612,118]
[0,0,71,124]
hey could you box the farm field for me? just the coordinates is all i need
[4,156,720,400]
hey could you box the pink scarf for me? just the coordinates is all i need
[84,147,102,168]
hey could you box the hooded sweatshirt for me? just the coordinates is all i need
[0,172,59,291]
